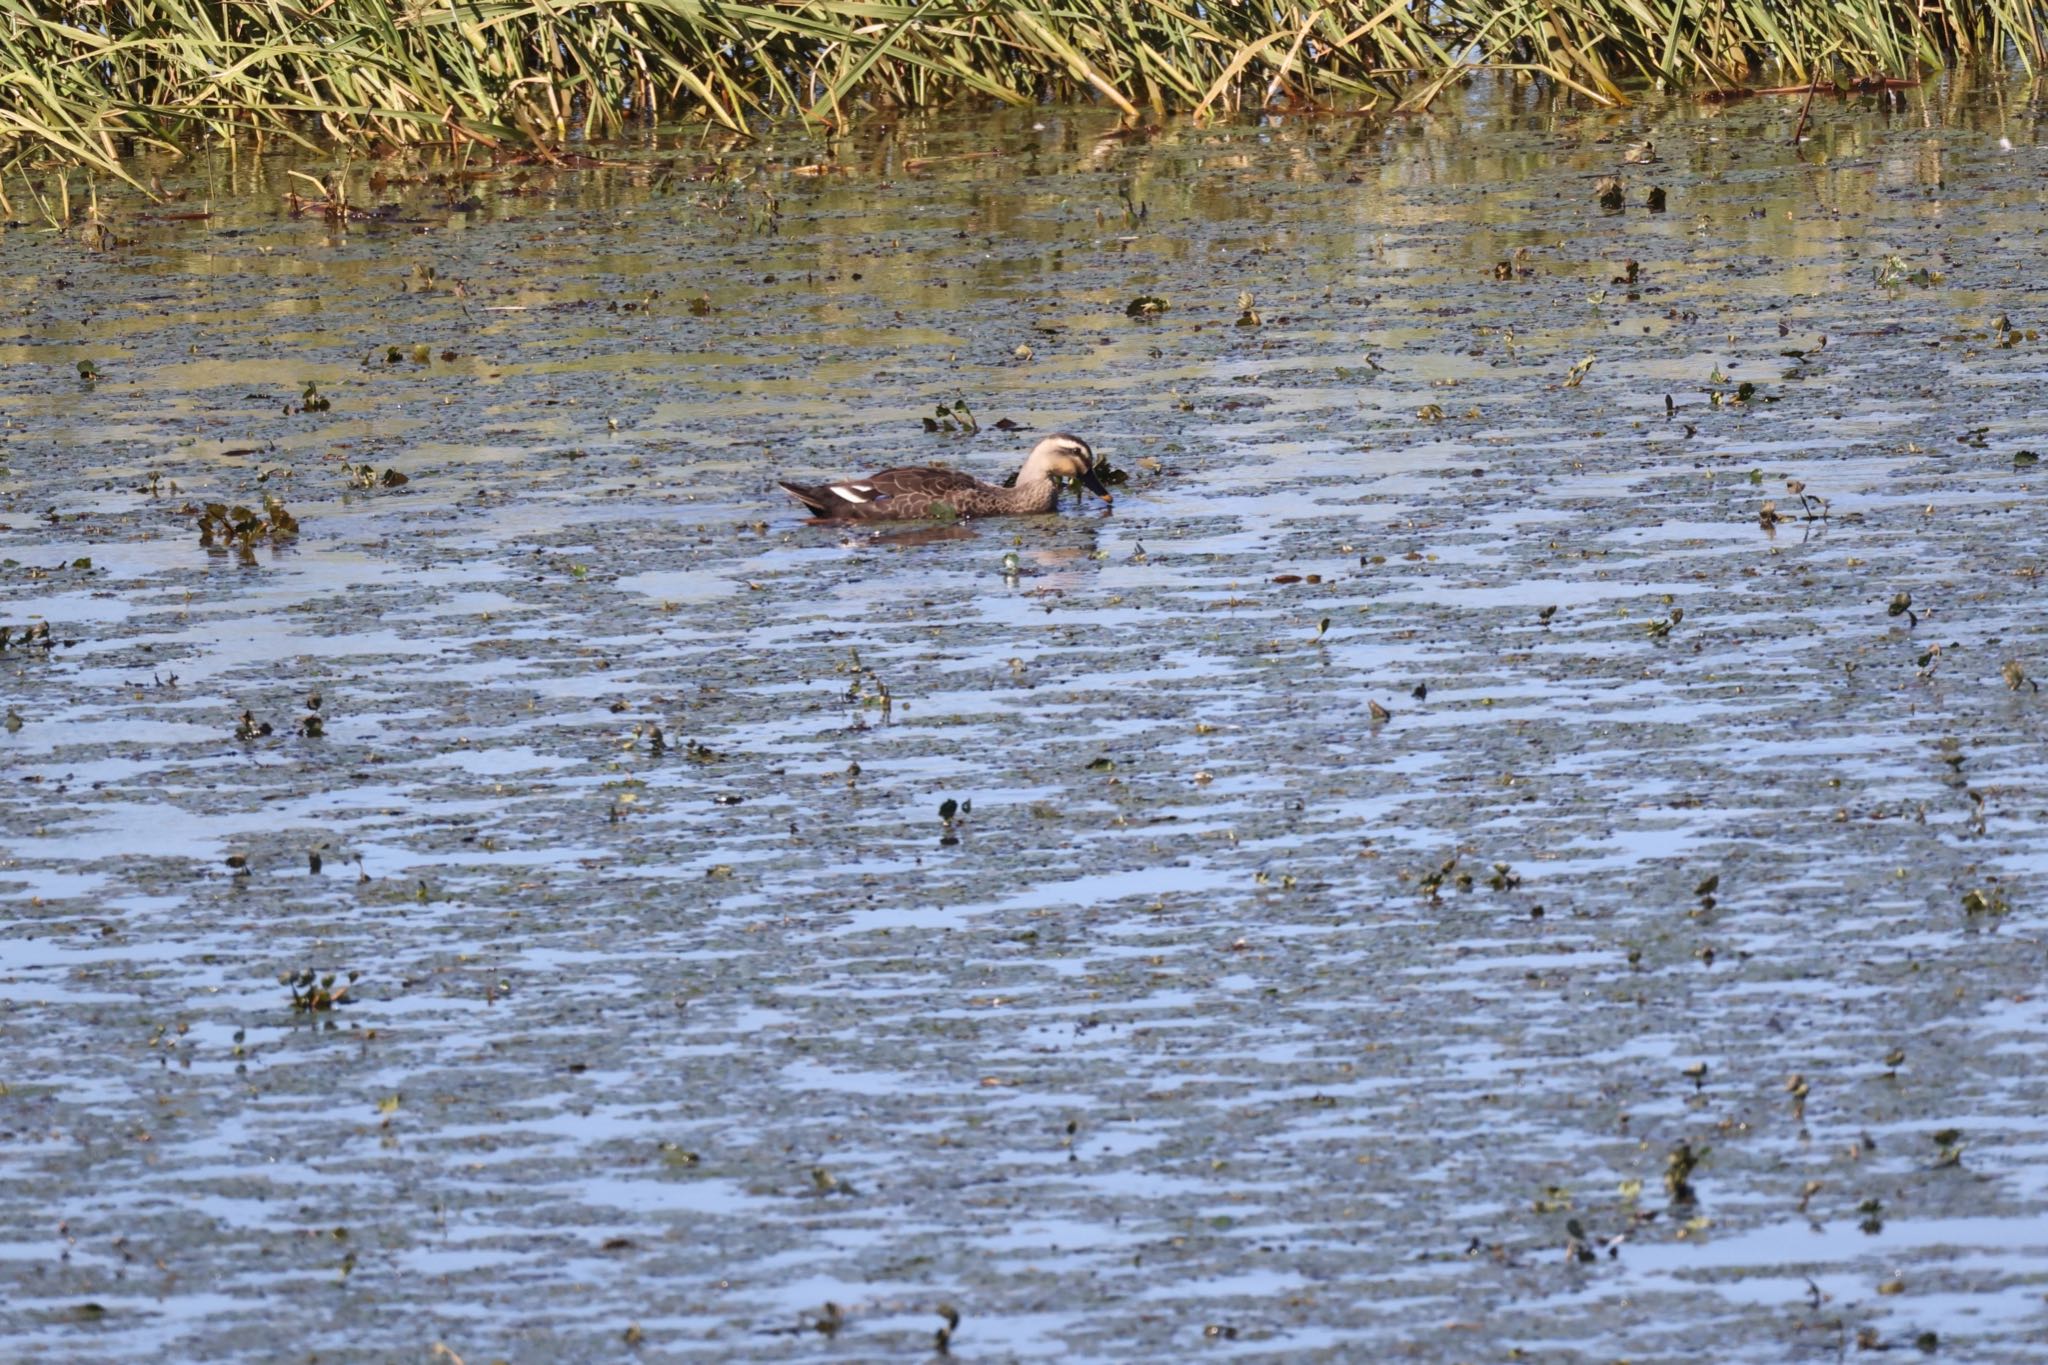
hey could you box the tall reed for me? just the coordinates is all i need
[2,1,2041,185]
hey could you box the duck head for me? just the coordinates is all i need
[1020,433,1111,502]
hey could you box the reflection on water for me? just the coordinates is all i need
[4,74,2048,1360]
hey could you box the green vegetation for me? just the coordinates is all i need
[1,0,2043,186]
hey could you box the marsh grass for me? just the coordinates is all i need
[1,1,2043,187]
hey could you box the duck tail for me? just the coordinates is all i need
[779,481,834,516]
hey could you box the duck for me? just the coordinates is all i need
[780,434,1110,520]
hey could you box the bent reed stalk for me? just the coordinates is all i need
[1,0,2043,185]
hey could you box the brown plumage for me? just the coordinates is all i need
[780,434,1110,520]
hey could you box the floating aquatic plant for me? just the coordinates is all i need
[283,968,357,1013]
[1664,1140,1706,1205]
[1960,885,2008,916]
[344,463,409,490]
[922,400,979,435]
[197,496,298,563]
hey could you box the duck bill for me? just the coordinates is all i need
[1080,468,1113,503]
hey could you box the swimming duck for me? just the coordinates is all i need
[780,434,1110,520]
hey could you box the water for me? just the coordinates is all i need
[4,72,2048,1360]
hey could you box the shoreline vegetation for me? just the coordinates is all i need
[1,0,2043,190]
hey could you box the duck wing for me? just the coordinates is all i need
[862,466,984,501]
[783,465,984,518]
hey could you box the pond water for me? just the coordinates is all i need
[5,71,2048,1360]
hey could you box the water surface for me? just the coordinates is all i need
[5,73,2048,1360]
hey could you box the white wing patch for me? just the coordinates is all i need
[830,483,878,504]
